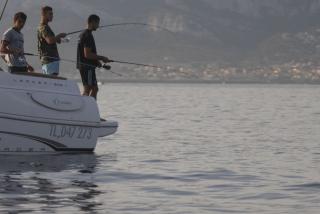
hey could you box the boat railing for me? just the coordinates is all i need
[11,72,67,80]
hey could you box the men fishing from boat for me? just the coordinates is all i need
[0,12,34,73]
[37,6,66,76]
[77,14,111,100]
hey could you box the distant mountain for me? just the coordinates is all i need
[1,0,320,70]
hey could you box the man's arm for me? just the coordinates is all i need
[26,63,34,72]
[1,40,12,54]
[1,39,34,71]
[41,26,66,44]
[44,33,67,44]
[84,47,110,64]
[1,55,6,63]
[0,40,22,55]
[0,41,7,62]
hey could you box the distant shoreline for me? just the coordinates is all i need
[92,78,320,85]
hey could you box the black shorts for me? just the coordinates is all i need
[9,66,28,73]
[79,66,97,86]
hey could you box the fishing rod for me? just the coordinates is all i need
[0,0,8,21]
[25,52,162,69]
[110,59,162,69]
[66,22,175,36]
[0,0,8,72]
[24,52,123,77]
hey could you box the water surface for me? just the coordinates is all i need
[1,83,320,213]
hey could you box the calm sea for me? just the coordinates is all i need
[0,83,320,214]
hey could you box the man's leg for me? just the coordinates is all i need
[89,86,99,100]
[80,67,91,96]
[88,68,98,100]
[79,66,98,99]
[82,85,91,96]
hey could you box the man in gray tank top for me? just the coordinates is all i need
[0,12,34,73]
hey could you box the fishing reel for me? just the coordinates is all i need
[102,64,111,70]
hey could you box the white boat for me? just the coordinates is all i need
[0,71,118,153]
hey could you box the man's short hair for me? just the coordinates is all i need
[41,6,53,15]
[88,14,100,24]
[14,12,27,22]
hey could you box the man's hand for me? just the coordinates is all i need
[11,47,23,55]
[27,64,34,73]
[101,56,113,63]
[57,33,67,39]
[55,33,67,44]
[96,61,102,68]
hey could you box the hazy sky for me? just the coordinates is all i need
[1,0,320,71]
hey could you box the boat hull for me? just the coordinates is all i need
[0,72,118,153]
[0,117,118,153]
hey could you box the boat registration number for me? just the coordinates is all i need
[49,124,93,140]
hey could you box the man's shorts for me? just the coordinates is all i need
[42,61,60,76]
[9,66,28,73]
[79,66,97,86]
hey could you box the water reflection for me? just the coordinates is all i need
[0,154,111,213]
[0,154,98,173]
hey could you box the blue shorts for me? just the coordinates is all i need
[42,61,60,75]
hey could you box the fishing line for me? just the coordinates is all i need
[0,0,8,21]
[66,22,175,36]
[25,52,162,69]
[24,52,123,77]
[0,0,8,71]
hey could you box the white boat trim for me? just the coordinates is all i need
[0,130,95,152]
[0,112,118,128]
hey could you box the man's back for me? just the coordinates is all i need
[77,29,97,68]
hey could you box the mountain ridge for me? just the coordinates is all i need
[1,0,320,68]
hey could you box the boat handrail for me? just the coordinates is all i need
[11,72,67,80]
